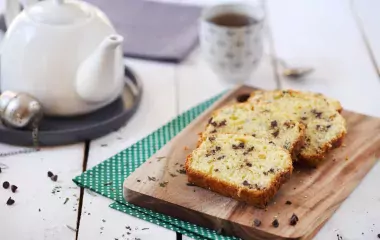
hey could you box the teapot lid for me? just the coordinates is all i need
[26,0,92,25]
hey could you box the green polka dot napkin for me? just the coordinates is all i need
[73,91,240,240]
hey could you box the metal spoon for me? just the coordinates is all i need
[276,58,314,79]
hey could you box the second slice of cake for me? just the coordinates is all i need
[185,133,293,208]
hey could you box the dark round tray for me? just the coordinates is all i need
[0,66,143,146]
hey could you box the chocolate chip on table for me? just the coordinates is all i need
[236,93,250,103]
[289,213,299,226]
[11,185,18,193]
[47,171,54,178]
[0,167,2,173]
[285,200,292,205]
[272,219,279,228]
[51,175,58,182]
[6,197,15,205]
[377,233,380,238]
[253,219,261,227]
[3,181,10,189]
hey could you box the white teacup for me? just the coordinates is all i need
[200,3,265,83]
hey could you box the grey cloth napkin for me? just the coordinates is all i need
[84,0,202,62]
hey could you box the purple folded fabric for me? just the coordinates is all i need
[84,0,202,62]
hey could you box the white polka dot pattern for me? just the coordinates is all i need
[73,91,240,240]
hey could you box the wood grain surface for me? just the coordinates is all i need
[123,85,380,240]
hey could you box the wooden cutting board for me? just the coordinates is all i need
[123,85,380,240]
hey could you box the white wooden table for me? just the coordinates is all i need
[1,0,380,239]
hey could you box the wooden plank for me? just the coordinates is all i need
[124,85,380,240]
[267,0,380,239]
[0,143,84,240]
[352,0,380,71]
[77,59,178,240]
[267,0,380,117]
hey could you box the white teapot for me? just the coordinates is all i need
[0,0,125,116]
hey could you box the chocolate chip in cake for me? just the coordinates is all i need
[6,197,15,205]
[208,136,215,142]
[242,180,250,186]
[272,130,279,137]
[271,120,278,128]
[3,181,10,189]
[243,146,255,155]
[238,142,245,148]
[311,109,322,118]
[285,200,292,205]
[253,219,261,227]
[236,93,250,103]
[272,219,279,228]
[246,162,252,167]
[208,117,213,124]
[214,169,219,172]
[268,141,275,145]
[217,155,225,160]
[210,121,217,127]
[215,146,221,151]
[289,213,299,226]
[210,129,217,133]
[11,185,18,193]
[327,125,331,129]
[284,120,295,129]
[301,117,307,120]
[219,120,227,127]
[252,134,256,137]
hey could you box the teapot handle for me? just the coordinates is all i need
[4,0,39,28]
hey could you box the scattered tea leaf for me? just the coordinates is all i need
[148,176,157,181]
[103,181,113,186]
[159,181,168,187]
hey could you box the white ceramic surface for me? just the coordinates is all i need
[0,0,125,116]
[200,3,265,83]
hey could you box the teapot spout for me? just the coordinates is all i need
[75,34,124,104]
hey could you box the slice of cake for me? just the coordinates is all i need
[185,133,293,208]
[249,89,347,166]
[203,103,305,158]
